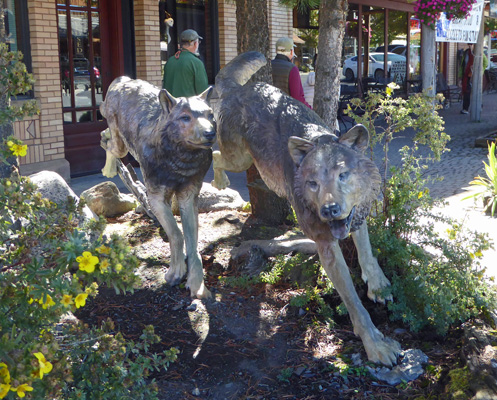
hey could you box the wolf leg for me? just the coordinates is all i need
[148,191,187,286]
[211,149,253,190]
[100,122,128,178]
[351,223,392,303]
[316,239,400,366]
[101,129,118,178]
[176,189,211,299]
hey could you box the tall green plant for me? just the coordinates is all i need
[464,141,497,216]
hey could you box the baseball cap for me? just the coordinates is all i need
[180,29,202,42]
[276,37,295,52]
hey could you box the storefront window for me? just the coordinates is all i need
[3,0,32,73]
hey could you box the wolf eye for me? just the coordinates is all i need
[307,181,318,191]
[207,113,215,121]
[179,115,191,122]
[339,171,350,182]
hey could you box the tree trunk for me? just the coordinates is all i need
[314,0,348,128]
[235,0,291,225]
[470,12,485,122]
[0,8,17,178]
[421,25,436,97]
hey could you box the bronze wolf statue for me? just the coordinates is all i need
[100,76,215,299]
[212,52,401,365]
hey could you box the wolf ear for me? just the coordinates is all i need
[159,89,177,114]
[288,136,315,166]
[339,124,369,153]
[198,86,214,104]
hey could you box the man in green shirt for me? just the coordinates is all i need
[163,29,209,97]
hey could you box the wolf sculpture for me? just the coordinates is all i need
[100,76,215,299]
[212,52,401,365]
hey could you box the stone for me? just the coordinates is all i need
[171,182,245,215]
[81,181,137,217]
[367,349,429,386]
[28,170,96,224]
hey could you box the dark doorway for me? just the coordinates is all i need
[57,0,131,177]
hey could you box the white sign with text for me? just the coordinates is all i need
[435,0,484,43]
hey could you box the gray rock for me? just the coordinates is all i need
[367,349,429,386]
[171,182,245,215]
[29,170,96,223]
[81,181,137,217]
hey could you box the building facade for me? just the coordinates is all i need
[8,0,292,180]
[7,0,473,180]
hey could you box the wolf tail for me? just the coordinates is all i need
[214,51,267,97]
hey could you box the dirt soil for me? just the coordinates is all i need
[76,210,468,400]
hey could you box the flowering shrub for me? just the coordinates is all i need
[414,0,477,28]
[345,87,497,334]
[0,138,176,399]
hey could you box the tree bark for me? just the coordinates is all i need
[235,0,291,225]
[421,25,436,97]
[314,0,348,128]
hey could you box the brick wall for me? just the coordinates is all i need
[134,0,162,86]
[18,1,65,167]
[218,0,237,68]
[268,1,293,59]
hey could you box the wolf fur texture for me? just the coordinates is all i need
[212,52,401,365]
[100,76,215,299]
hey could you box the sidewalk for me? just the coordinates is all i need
[69,91,497,275]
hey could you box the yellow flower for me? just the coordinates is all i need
[0,363,10,384]
[39,294,55,309]
[115,263,123,272]
[6,141,14,148]
[0,384,11,399]
[61,294,74,308]
[96,245,111,255]
[76,251,99,273]
[13,144,27,157]
[385,86,393,97]
[10,384,33,398]
[33,352,53,379]
[75,293,88,309]
[99,259,109,273]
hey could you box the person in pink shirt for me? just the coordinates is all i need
[271,37,312,109]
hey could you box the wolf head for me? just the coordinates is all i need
[157,87,216,150]
[289,125,381,240]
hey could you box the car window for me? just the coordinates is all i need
[388,54,406,61]
[392,46,405,55]
[372,54,384,62]
[350,56,357,62]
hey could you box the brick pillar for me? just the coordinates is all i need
[22,0,69,179]
[218,0,237,67]
[268,1,293,59]
[134,0,162,87]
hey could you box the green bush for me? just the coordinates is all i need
[347,85,497,334]
[0,139,176,399]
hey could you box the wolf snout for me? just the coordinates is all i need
[321,203,341,219]
[203,129,216,141]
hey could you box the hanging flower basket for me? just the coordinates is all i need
[413,0,478,29]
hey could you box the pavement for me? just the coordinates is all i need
[69,91,497,276]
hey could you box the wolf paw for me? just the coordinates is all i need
[362,269,392,304]
[164,264,187,287]
[211,173,230,190]
[188,281,212,300]
[365,336,401,366]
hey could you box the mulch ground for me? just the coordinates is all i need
[76,210,468,400]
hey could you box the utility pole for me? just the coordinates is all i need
[470,5,485,122]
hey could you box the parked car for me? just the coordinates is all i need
[342,52,408,81]
[375,44,404,53]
